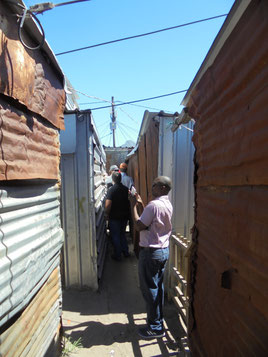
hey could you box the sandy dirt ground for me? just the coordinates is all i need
[62,237,187,356]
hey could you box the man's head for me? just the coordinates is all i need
[152,176,172,197]
[112,171,122,184]
[119,162,128,173]
[109,165,119,175]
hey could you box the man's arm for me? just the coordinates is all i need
[129,194,148,232]
[132,204,148,231]
[105,199,112,220]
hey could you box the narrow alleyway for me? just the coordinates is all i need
[62,234,186,356]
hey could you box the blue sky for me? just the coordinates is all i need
[24,0,235,146]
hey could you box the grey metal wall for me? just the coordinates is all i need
[60,111,107,290]
[158,116,195,240]
[172,121,195,239]
[0,183,63,328]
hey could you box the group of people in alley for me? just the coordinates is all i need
[104,163,173,339]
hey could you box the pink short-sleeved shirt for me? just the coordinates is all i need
[139,195,173,248]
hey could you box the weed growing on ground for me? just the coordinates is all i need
[61,335,83,356]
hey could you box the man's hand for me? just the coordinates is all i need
[135,193,144,207]
[128,191,137,206]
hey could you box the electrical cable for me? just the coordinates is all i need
[117,120,139,133]
[79,100,174,113]
[90,89,188,110]
[119,102,174,113]
[117,106,138,124]
[19,9,45,50]
[117,123,129,142]
[118,123,136,143]
[100,132,112,140]
[5,1,45,50]
[55,13,227,56]
[5,0,90,50]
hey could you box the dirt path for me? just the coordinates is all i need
[62,239,186,356]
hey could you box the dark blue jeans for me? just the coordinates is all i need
[138,247,169,332]
[109,219,129,259]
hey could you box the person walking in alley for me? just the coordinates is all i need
[130,176,173,339]
[105,164,119,189]
[119,162,135,243]
[119,162,134,189]
[105,171,131,261]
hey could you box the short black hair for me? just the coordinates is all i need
[153,176,172,193]
[112,171,121,184]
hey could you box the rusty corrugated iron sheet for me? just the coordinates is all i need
[190,1,268,187]
[0,267,61,357]
[128,115,159,205]
[0,1,65,130]
[184,0,268,355]
[193,187,268,356]
[127,114,159,256]
[0,99,61,180]
[104,147,132,174]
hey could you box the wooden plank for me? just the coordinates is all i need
[175,285,188,306]
[138,135,148,205]
[172,295,187,323]
[171,234,189,250]
[172,267,187,287]
[145,118,159,201]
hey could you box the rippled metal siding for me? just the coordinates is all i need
[183,0,268,355]
[0,99,61,181]
[158,117,195,239]
[0,183,63,328]
[172,121,195,239]
[60,111,107,289]
[0,266,61,357]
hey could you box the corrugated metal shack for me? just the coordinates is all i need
[60,111,107,290]
[182,0,268,355]
[0,1,65,356]
[127,110,195,266]
[104,147,134,174]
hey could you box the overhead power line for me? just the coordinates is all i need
[55,13,228,56]
[90,89,188,111]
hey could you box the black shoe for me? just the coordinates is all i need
[111,254,121,261]
[138,328,165,339]
[123,252,130,257]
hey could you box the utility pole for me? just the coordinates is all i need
[110,96,116,147]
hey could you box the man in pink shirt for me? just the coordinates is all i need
[130,176,173,339]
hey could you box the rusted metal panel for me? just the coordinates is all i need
[182,0,268,355]
[0,99,61,180]
[190,0,268,187]
[138,135,148,205]
[104,147,132,174]
[146,118,159,202]
[127,152,139,193]
[0,183,63,327]
[0,267,62,357]
[0,1,65,130]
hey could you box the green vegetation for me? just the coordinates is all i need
[61,335,83,356]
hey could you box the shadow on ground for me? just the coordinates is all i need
[62,236,186,356]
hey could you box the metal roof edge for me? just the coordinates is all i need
[171,108,193,132]
[181,0,251,107]
[126,110,179,158]
[4,0,65,80]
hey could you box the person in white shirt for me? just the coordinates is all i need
[105,164,119,188]
[119,162,134,189]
